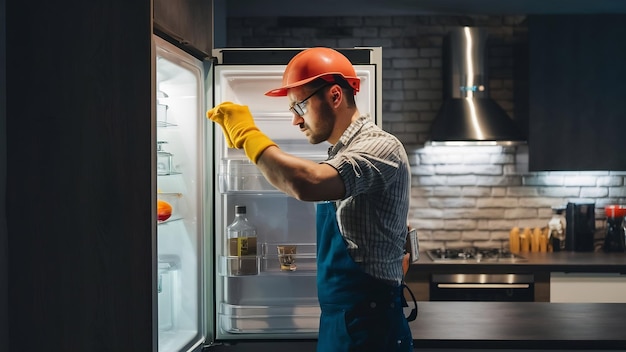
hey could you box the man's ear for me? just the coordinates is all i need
[329,85,341,103]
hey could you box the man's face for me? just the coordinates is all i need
[288,86,336,145]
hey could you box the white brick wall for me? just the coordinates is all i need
[408,146,626,248]
[226,14,626,249]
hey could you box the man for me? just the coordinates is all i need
[207,47,413,351]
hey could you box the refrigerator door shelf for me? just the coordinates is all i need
[218,243,317,277]
[218,255,261,277]
[261,242,317,274]
[218,258,317,277]
[218,303,320,335]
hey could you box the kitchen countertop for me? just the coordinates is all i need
[410,251,626,273]
[409,301,626,349]
[210,302,626,351]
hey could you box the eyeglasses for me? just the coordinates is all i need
[289,84,331,117]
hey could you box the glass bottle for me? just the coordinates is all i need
[548,205,566,251]
[226,205,258,275]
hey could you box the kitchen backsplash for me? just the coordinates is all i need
[224,14,626,249]
[407,145,626,249]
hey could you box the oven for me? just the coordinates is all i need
[429,273,535,301]
[426,246,535,302]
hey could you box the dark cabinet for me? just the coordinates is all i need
[528,15,626,171]
[154,0,213,58]
[6,1,153,351]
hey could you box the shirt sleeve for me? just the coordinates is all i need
[323,135,404,198]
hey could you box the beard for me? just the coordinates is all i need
[305,99,335,145]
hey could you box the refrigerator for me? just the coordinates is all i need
[154,35,382,351]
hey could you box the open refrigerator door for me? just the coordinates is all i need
[210,48,381,342]
[154,35,212,352]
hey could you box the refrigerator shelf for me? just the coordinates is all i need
[157,216,183,225]
[219,158,276,193]
[156,121,178,128]
[218,157,326,193]
[218,303,320,335]
[157,192,184,224]
[158,255,180,332]
[157,171,182,176]
[158,192,183,197]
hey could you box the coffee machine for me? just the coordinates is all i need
[603,205,626,252]
[565,201,596,252]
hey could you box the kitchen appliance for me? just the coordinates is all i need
[429,26,525,146]
[429,273,535,302]
[603,205,626,252]
[154,35,382,351]
[426,246,533,301]
[426,246,527,263]
[565,201,596,252]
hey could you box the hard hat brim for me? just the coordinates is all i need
[265,74,359,97]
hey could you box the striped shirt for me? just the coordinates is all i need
[321,115,410,285]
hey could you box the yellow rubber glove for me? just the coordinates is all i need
[206,102,277,163]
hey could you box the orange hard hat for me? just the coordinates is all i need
[265,47,360,97]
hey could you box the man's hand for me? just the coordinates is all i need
[207,102,277,163]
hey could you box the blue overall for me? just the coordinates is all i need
[315,201,413,352]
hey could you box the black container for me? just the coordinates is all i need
[565,201,595,252]
[603,217,626,252]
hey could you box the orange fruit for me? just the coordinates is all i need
[157,199,173,222]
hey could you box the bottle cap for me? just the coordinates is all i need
[235,205,247,214]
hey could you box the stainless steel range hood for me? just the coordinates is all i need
[429,27,525,146]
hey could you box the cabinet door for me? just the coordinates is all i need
[6,0,153,350]
[154,0,213,57]
[550,273,626,303]
[528,15,626,171]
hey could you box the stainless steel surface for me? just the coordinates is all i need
[436,283,530,289]
[429,26,525,145]
[426,246,527,263]
[430,273,535,301]
[431,273,534,284]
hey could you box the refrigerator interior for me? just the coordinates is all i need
[212,63,377,340]
[155,36,208,352]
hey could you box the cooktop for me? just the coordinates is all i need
[426,247,527,263]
